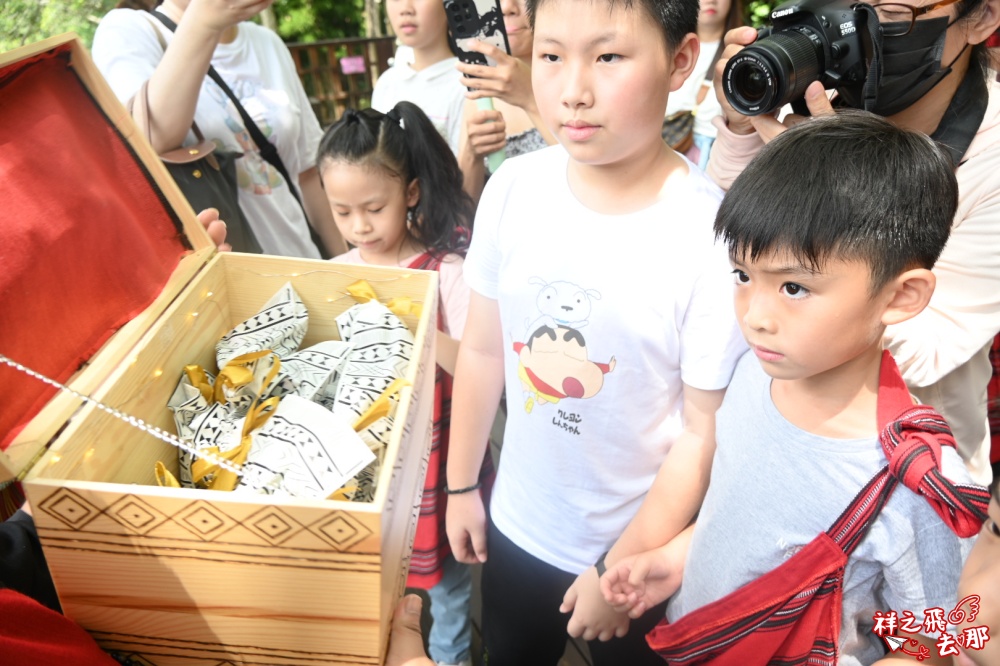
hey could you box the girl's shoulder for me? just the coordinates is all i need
[429,252,467,285]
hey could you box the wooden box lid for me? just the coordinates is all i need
[0,34,215,484]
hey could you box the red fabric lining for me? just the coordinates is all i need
[0,589,117,664]
[0,48,188,454]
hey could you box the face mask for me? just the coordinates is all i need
[875,14,963,115]
[840,11,964,116]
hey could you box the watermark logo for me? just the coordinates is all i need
[872,595,988,659]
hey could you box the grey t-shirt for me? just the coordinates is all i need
[667,352,976,665]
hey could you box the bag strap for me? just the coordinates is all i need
[692,40,725,109]
[827,351,990,554]
[150,11,302,205]
[148,10,328,256]
[875,351,990,537]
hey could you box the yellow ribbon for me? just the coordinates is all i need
[184,365,214,402]
[213,350,277,404]
[191,395,279,491]
[181,351,283,491]
[352,377,410,432]
[154,461,181,488]
[347,279,422,319]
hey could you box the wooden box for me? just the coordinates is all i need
[0,35,437,665]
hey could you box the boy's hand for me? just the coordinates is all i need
[601,549,682,619]
[465,108,507,158]
[456,40,535,111]
[560,567,630,642]
[445,491,488,564]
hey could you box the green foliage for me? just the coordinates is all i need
[0,0,117,51]
[745,0,775,27]
[0,0,371,54]
[272,0,367,42]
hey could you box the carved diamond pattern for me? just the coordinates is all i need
[244,507,303,546]
[309,511,372,551]
[106,495,169,535]
[37,488,101,530]
[173,501,237,541]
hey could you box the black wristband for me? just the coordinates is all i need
[444,481,482,495]
[595,550,609,578]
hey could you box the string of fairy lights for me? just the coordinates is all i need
[3,264,433,492]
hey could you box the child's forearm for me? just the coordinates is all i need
[447,293,505,488]
[607,385,723,567]
[435,332,460,376]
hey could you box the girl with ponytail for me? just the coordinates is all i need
[317,102,488,666]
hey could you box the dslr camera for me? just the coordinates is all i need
[722,0,876,116]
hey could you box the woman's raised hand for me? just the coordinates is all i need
[465,106,508,158]
[184,0,275,33]
[456,39,536,111]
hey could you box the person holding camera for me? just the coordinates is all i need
[707,0,1000,486]
[455,0,555,202]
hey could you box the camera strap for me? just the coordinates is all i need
[855,3,884,112]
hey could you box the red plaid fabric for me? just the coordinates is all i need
[646,351,988,664]
[405,252,494,589]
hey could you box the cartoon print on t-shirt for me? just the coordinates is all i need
[514,278,616,414]
[525,277,600,331]
[205,81,280,195]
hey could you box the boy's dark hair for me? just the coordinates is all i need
[716,110,958,292]
[525,0,698,52]
[316,102,474,258]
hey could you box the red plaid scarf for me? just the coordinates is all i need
[405,251,494,589]
[646,351,989,665]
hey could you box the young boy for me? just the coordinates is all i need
[444,0,747,662]
[372,0,466,154]
[599,111,988,665]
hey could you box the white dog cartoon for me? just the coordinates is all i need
[525,278,601,334]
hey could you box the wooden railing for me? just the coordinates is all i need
[287,36,397,128]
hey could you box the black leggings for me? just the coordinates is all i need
[481,517,667,666]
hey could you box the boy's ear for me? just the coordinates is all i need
[880,268,936,326]
[406,178,421,208]
[668,33,701,93]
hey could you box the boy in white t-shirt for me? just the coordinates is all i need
[372,0,465,154]
[443,0,746,662]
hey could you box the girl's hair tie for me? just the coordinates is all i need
[386,107,404,129]
[343,108,361,124]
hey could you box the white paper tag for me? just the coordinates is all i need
[235,395,376,499]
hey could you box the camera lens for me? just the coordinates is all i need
[723,28,823,116]
[735,66,769,105]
